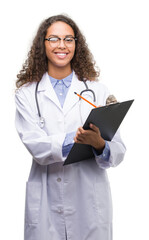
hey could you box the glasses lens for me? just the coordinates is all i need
[64,37,75,46]
[48,37,76,47]
[49,37,59,47]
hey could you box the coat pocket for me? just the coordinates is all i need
[25,182,42,224]
[93,181,113,224]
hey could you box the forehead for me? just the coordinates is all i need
[46,21,74,36]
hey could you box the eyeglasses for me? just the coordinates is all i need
[44,36,77,47]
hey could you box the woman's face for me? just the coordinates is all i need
[45,21,76,70]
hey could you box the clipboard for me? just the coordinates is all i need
[63,99,134,165]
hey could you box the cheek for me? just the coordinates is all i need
[70,46,76,60]
[45,43,52,57]
[45,49,55,63]
[45,50,52,59]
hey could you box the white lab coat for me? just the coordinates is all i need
[15,72,126,240]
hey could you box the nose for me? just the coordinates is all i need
[58,39,66,48]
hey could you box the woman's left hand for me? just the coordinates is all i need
[74,123,105,152]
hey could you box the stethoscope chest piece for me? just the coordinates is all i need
[39,117,45,128]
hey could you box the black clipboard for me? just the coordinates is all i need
[63,99,134,165]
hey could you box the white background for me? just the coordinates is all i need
[0,0,149,239]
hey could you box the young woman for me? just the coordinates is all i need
[15,14,126,240]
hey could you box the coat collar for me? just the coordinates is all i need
[37,71,85,115]
[49,72,73,88]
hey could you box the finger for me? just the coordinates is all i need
[76,134,86,142]
[77,129,82,135]
[89,123,99,132]
[74,137,84,144]
[78,127,85,134]
[76,130,84,140]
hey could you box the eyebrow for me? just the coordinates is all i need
[47,34,75,38]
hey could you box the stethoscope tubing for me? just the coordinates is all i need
[35,81,41,118]
[35,80,96,128]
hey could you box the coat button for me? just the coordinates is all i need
[58,207,63,213]
[57,178,61,182]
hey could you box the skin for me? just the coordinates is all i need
[45,21,76,79]
[45,21,105,152]
[74,123,105,153]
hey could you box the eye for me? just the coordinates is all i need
[65,37,74,42]
[49,37,59,42]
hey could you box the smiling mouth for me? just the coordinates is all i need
[55,52,68,56]
[54,52,69,59]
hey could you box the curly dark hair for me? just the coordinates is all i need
[16,14,100,88]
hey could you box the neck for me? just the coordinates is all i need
[48,63,72,80]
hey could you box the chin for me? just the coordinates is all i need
[52,60,72,68]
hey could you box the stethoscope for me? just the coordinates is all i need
[35,80,96,128]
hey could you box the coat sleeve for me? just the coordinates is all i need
[95,130,126,169]
[94,82,126,169]
[15,89,66,165]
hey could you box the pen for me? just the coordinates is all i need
[74,92,97,108]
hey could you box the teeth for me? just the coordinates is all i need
[56,53,66,56]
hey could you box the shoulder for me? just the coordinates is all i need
[86,79,110,105]
[74,71,109,92]
[86,79,110,94]
[15,83,34,99]
[15,82,37,111]
[15,73,47,99]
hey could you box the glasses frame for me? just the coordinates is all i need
[44,36,77,47]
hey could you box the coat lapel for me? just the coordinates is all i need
[37,72,62,110]
[63,72,84,115]
[37,72,85,115]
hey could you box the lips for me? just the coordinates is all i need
[54,52,68,59]
[55,53,67,56]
